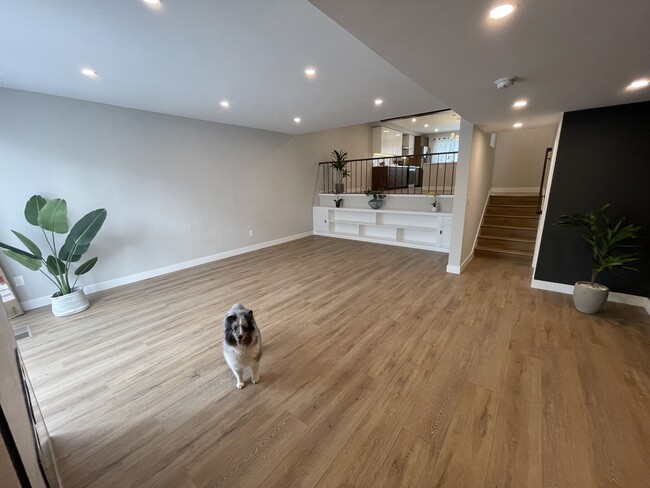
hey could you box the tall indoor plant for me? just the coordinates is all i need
[0,195,107,316]
[330,149,350,194]
[557,204,641,314]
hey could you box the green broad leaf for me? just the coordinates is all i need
[24,195,48,226]
[74,257,98,276]
[0,244,42,271]
[38,198,69,233]
[11,230,43,259]
[46,255,66,276]
[59,209,107,262]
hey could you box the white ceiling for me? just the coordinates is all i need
[309,0,650,133]
[2,1,649,135]
[0,0,446,135]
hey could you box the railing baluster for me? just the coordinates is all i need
[318,151,456,197]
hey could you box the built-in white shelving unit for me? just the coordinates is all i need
[313,207,452,252]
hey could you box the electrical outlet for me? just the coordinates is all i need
[249,230,254,237]
[14,276,25,287]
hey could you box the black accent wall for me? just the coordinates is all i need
[535,101,650,297]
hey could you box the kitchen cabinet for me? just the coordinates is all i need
[372,166,407,190]
[372,126,403,156]
[402,134,414,155]
[372,166,421,190]
[413,135,430,167]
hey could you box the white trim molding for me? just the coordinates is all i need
[20,231,313,311]
[531,279,650,314]
[446,252,474,275]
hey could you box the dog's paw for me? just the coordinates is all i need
[236,381,245,389]
[252,375,260,384]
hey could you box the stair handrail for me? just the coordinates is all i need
[537,147,553,214]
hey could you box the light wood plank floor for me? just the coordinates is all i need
[12,236,650,488]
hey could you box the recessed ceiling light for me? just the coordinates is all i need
[81,68,97,78]
[374,99,383,106]
[513,122,523,128]
[304,67,316,77]
[627,78,649,90]
[513,99,528,108]
[424,124,429,128]
[143,0,162,5]
[220,100,230,108]
[489,4,515,19]
[434,128,439,132]
[411,118,417,122]
[294,117,301,123]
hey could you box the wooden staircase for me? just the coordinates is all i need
[475,194,540,263]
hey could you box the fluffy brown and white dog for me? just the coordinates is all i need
[223,303,262,389]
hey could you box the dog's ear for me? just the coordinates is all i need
[245,309,254,323]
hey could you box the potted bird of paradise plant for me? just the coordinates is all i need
[0,195,107,316]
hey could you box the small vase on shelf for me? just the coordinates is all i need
[368,199,384,210]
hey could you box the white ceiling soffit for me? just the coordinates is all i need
[309,0,650,133]
[0,0,447,135]
[383,111,461,136]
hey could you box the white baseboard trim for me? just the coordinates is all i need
[530,280,574,295]
[531,279,650,314]
[20,231,314,311]
[446,252,474,275]
[491,187,538,193]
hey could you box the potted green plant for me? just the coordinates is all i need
[334,192,343,208]
[556,204,641,314]
[365,188,387,210]
[427,192,439,212]
[0,195,107,316]
[330,149,350,194]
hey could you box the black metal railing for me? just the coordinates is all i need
[318,152,458,195]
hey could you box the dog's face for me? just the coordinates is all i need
[224,308,256,347]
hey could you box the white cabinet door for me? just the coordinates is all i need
[373,126,403,155]
[440,216,453,249]
[313,207,329,234]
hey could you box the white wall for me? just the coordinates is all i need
[294,125,373,198]
[461,127,496,261]
[447,121,495,273]
[0,88,372,305]
[491,125,557,190]
[447,119,473,271]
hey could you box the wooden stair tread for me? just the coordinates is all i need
[482,224,538,231]
[474,245,533,256]
[479,193,541,262]
[478,235,535,243]
[487,204,538,208]
[484,214,539,219]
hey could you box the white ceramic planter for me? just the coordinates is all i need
[431,206,439,212]
[573,281,609,314]
[51,287,90,317]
